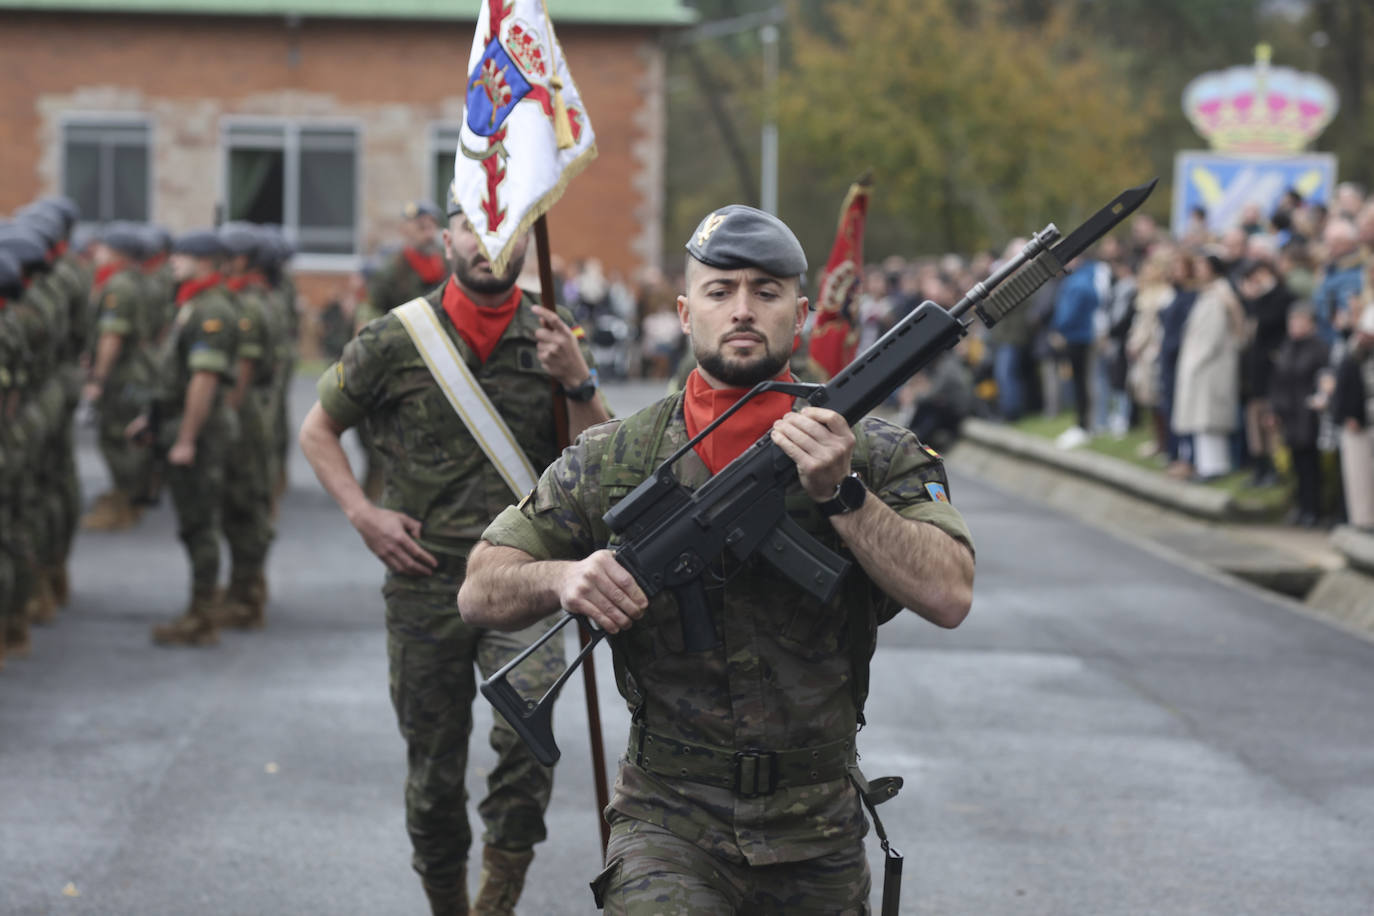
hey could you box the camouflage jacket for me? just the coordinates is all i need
[317,282,595,567]
[366,243,446,315]
[157,284,240,410]
[226,283,277,388]
[482,395,974,866]
[94,267,152,386]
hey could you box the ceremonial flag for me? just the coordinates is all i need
[809,173,872,378]
[454,0,597,276]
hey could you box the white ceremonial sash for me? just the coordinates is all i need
[393,297,539,499]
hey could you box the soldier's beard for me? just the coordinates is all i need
[694,332,790,388]
[454,249,525,296]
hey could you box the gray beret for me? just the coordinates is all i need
[101,220,147,258]
[0,250,21,294]
[685,205,807,278]
[16,206,64,247]
[173,229,228,258]
[218,221,261,258]
[0,223,50,269]
[445,179,464,219]
[403,199,443,222]
[140,224,172,256]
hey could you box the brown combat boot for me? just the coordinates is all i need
[80,491,120,530]
[49,565,70,607]
[151,593,220,647]
[25,574,58,626]
[470,846,534,916]
[420,872,469,916]
[4,614,31,658]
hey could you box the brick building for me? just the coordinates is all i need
[0,0,693,321]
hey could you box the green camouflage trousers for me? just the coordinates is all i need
[593,814,872,915]
[383,570,566,888]
[165,408,231,598]
[222,391,275,580]
[97,384,149,495]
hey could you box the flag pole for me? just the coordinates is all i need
[535,213,612,859]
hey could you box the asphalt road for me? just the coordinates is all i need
[2,378,1372,915]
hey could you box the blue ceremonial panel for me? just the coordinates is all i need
[466,39,533,137]
[1170,151,1337,237]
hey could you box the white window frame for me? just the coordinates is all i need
[429,122,463,211]
[58,112,155,226]
[219,116,363,272]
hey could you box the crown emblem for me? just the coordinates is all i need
[1182,45,1338,154]
[504,19,549,81]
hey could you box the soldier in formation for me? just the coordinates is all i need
[1,198,299,665]
[126,223,297,646]
[300,190,608,915]
[0,197,92,670]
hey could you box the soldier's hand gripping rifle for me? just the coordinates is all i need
[482,179,1157,766]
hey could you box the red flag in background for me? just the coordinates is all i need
[809,172,872,378]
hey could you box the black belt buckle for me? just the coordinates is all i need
[734,750,778,798]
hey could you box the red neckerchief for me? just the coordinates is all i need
[93,261,128,293]
[142,253,167,273]
[224,274,258,293]
[177,272,222,307]
[403,246,447,287]
[441,276,522,363]
[683,366,795,475]
[54,241,69,259]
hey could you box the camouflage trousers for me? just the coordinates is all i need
[165,409,231,598]
[222,392,275,581]
[383,570,566,889]
[593,814,871,915]
[97,386,149,495]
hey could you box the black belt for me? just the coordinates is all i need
[628,721,855,798]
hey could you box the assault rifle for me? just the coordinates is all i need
[482,179,1157,767]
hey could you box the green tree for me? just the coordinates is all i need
[777,0,1154,256]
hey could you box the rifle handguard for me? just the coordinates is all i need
[974,247,1064,327]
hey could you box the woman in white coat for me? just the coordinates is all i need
[1173,250,1247,479]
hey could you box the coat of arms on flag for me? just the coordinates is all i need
[809,172,872,379]
[456,0,598,276]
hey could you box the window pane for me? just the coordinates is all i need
[112,144,149,221]
[64,142,101,221]
[433,151,456,212]
[228,148,284,224]
[298,147,356,254]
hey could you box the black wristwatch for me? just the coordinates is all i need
[562,371,598,403]
[818,473,867,517]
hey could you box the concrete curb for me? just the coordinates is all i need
[1332,525,1374,576]
[961,418,1235,520]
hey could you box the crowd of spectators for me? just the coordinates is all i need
[867,185,1374,532]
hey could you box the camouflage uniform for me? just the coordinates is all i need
[481,393,975,914]
[220,276,279,615]
[315,282,590,893]
[155,281,240,606]
[356,243,448,497]
[92,266,154,498]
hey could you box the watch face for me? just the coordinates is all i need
[838,474,866,509]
